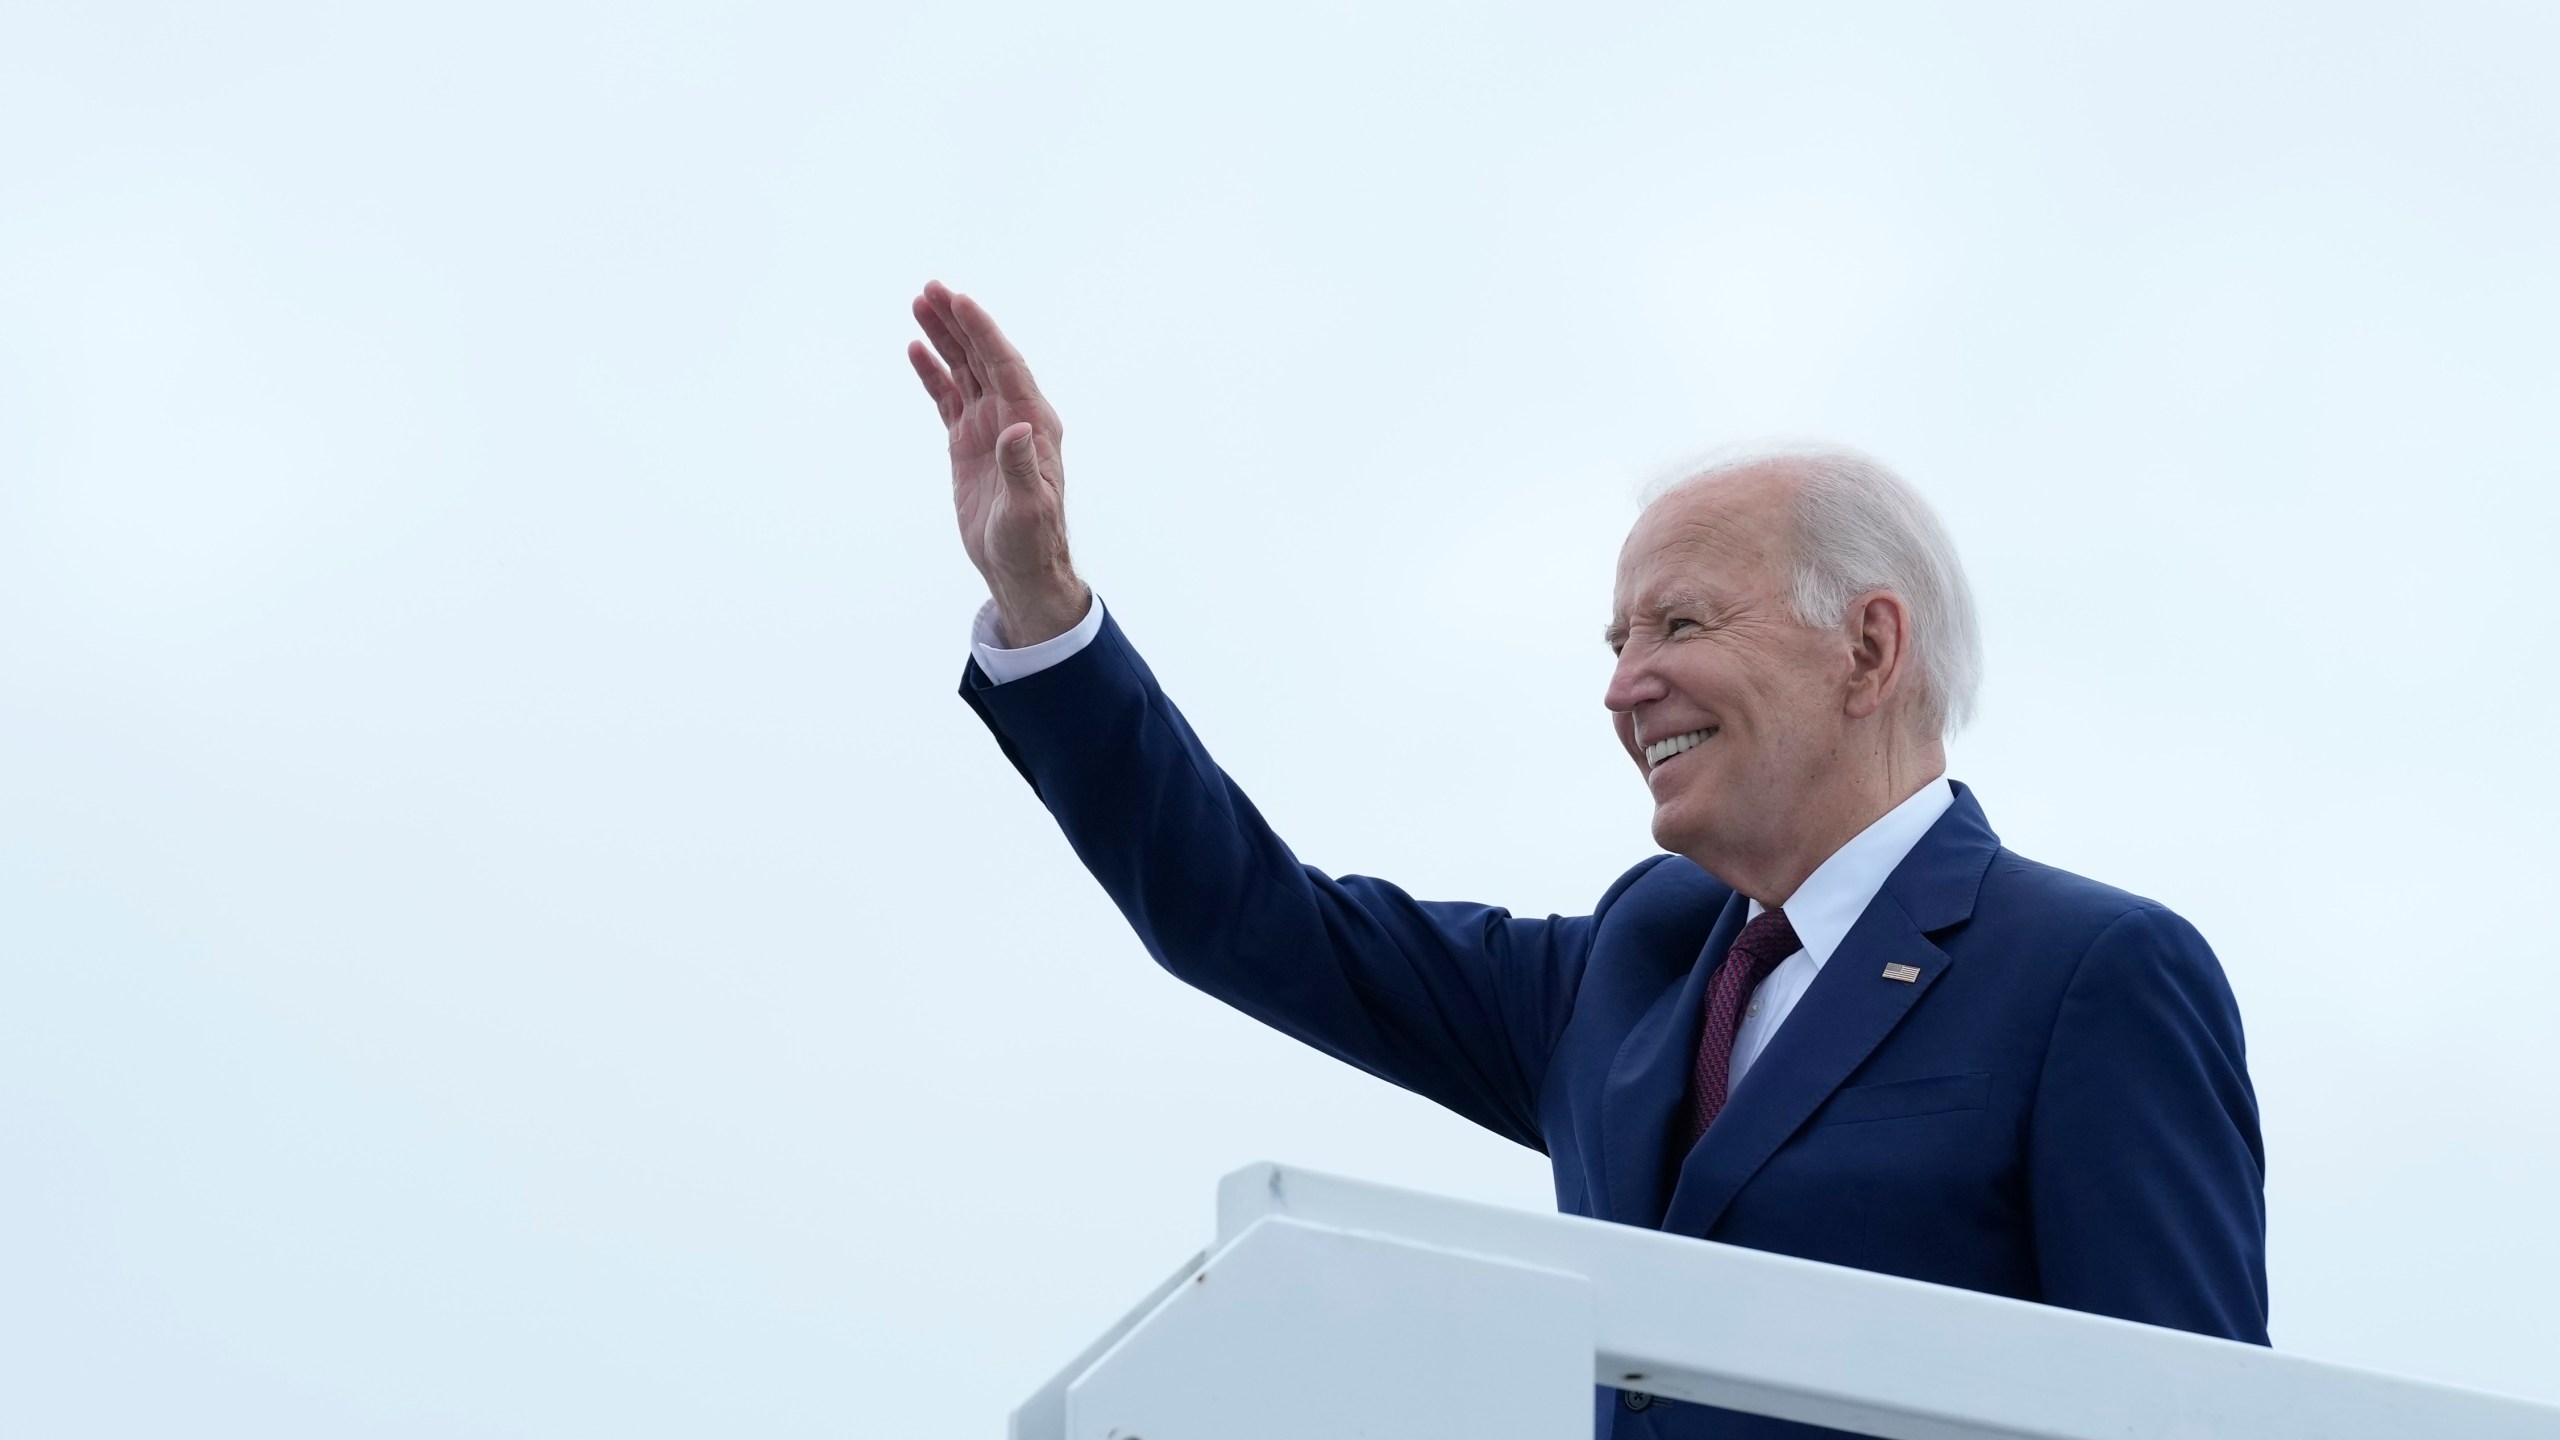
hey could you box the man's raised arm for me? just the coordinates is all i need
[903,283,1627,1150]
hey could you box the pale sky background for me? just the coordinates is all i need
[4,2,2557,1435]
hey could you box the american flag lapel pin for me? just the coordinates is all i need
[1880,963,1922,983]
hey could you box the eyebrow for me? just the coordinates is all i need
[1603,587,1717,648]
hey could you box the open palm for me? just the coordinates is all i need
[907,281,1079,642]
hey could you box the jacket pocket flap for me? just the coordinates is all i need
[1814,1071,1990,1127]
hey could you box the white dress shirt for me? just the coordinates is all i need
[971,593,1108,684]
[969,594,1955,1091]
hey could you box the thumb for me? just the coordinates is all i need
[997,422,1043,490]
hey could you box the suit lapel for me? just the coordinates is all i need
[1598,889,1750,1229]
[1659,901,1949,1237]
[1657,785,2003,1239]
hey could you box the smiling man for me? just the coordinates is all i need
[911,282,2268,1439]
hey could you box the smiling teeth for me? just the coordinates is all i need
[1644,729,1715,768]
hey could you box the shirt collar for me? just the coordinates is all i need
[1746,777,1957,968]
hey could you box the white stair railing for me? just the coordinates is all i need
[1013,1162,2560,1440]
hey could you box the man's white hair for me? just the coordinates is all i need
[1648,445,1983,737]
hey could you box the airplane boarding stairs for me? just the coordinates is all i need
[1013,1163,2560,1440]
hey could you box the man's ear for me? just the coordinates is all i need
[1842,591,1913,721]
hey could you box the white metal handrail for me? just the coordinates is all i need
[1013,1162,2560,1439]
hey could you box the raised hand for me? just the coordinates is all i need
[908,281,1088,648]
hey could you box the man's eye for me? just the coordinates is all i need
[1667,617,1698,635]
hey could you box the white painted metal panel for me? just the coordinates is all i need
[1217,1163,2560,1439]
[1012,1252,1207,1440]
[1059,1216,1593,1440]
[1013,1164,2560,1439]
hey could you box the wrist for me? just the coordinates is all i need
[991,570,1090,648]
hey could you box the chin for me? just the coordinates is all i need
[1648,786,1736,866]
[1648,806,1703,860]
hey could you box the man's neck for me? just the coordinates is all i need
[1725,741,1949,908]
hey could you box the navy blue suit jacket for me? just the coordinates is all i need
[965,612,2268,1438]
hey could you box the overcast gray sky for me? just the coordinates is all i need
[4,2,2557,1435]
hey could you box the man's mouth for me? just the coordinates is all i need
[1643,727,1717,770]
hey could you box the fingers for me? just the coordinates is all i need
[915,282,1063,444]
[907,341,962,424]
[996,421,1044,490]
[912,290,980,401]
[949,291,1047,411]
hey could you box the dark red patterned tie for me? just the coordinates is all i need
[1690,908,1801,1146]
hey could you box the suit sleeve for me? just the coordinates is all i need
[2027,904,2270,1343]
[960,610,1623,1150]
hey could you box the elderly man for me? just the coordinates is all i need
[908,282,2267,1438]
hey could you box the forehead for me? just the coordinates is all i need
[1612,466,1796,609]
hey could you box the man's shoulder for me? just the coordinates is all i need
[1982,847,2162,920]
[1579,853,1738,961]
[1972,848,2221,972]
[1595,852,1730,917]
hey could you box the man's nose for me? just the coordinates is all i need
[1604,650,1664,714]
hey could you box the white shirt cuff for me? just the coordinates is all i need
[971,593,1106,684]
